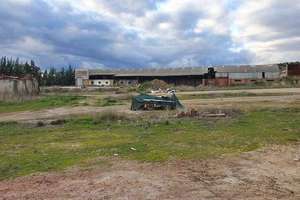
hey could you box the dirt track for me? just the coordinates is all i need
[1,88,300,199]
[184,94,300,108]
[177,87,300,95]
[1,94,300,122]
[0,105,130,122]
[1,144,299,200]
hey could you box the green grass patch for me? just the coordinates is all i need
[0,95,86,113]
[0,108,300,180]
[96,96,126,107]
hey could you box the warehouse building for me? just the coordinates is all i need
[75,64,282,88]
[75,67,211,87]
[211,64,281,86]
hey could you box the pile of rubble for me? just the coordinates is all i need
[176,108,227,118]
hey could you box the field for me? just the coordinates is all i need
[0,95,85,113]
[0,87,300,199]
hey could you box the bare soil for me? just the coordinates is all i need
[0,144,299,200]
[184,94,300,110]
[177,87,300,95]
[1,93,300,123]
[0,105,131,123]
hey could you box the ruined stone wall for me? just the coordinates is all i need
[0,78,39,101]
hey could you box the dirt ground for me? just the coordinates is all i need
[1,92,300,123]
[1,88,300,200]
[0,144,299,200]
[184,94,300,109]
[177,87,300,95]
[0,105,131,123]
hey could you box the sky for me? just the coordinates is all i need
[0,0,299,69]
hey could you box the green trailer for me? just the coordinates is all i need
[131,93,184,111]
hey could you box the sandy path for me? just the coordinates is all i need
[0,144,299,200]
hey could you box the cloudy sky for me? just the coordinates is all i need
[1,0,299,69]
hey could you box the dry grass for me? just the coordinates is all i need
[92,111,130,123]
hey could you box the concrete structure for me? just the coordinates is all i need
[0,75,39,101]
[75,67,209,87]
[89,79,114,87]
[75,64,281,88]
[212,64,281,86]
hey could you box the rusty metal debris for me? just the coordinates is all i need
[176,108,226,118]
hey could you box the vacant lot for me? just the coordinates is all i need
[0,87,299,199]
[0,95,85,113]
[1,144,299,200]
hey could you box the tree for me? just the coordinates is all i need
[41,66,75,86]
[0,56,75,86]
[65,65,75,85]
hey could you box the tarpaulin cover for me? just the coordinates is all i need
[131,93,184,110]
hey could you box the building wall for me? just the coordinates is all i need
[226,72,280,79]
[215,71,280,84]
[213,71,280,86]
[287,63,300,77]
[89,79,114,87]
[75,66,281,88]
[263,72,281,79]
[228,79,256,85]
[137,75,203,87]
[116,79,138,86]
[215,77,229,87]
[0,78,39,101]
[205,77,229,87]
[75,70,89,87]
[75,70,89,79]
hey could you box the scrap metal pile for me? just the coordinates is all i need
[131,93,184,111]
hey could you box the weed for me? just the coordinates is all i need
[0,108,299,180]
[97,96,124,107]
[0,95,86,113]
[36,121,45,127]
[92,111,130,124]
[50,119,66,125]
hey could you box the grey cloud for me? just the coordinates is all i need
[0,0,273,69]
[99,0,161,16]
[243,0,300,42]
[234,0,300,63]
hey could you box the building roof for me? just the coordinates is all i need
[76,64,280,78]
[215,64,280,73]
[81,67,208,77]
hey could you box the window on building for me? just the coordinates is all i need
[105,81,109,84]
[91,81,94,84]
[98,81,101,84]
[234,79,241,82]
[128,81,132,84]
